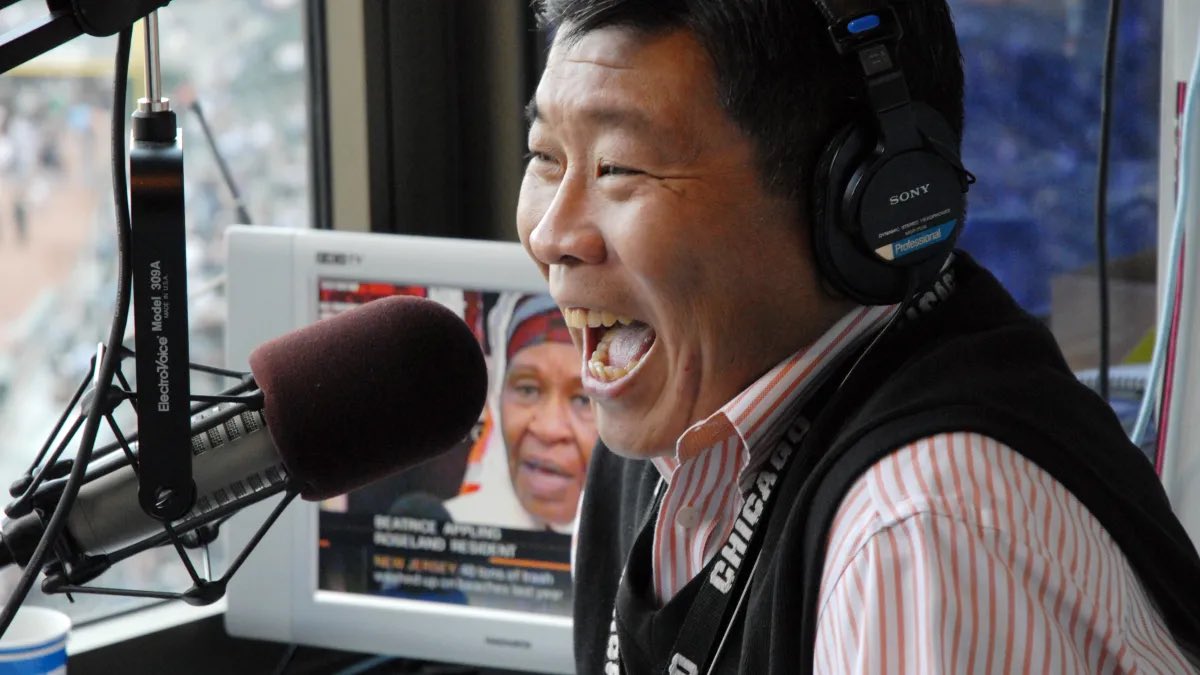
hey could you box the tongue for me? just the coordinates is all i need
[605,323,656,370]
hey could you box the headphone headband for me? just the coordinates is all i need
[815,1,903,60]
[808,0,972,305]
[810,0,893,25]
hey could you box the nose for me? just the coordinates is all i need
[527,396,575,446]
[526,175,606,267]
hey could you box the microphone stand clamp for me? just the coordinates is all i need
[128,10,194,522]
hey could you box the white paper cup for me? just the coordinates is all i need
[0,607,70,674]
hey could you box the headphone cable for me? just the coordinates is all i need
[0,29,135,637]
[1094,0,1123,402]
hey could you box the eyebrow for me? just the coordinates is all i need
[505,364,546,380]
[524,96,664,136]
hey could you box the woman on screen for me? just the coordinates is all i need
[447,293,596,531]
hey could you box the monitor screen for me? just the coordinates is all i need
[315,279,579,616]
[223,227,574,674]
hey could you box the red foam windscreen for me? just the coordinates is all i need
[248,295,487,500]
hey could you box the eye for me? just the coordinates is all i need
[505,372,543,404]
[570,393,594,419]
[598,163,641,177]
[524,150,565,182]
[513,383,540,400]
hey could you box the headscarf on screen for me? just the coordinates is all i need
[445,292,578,532]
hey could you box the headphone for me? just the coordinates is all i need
[809,0,974,305]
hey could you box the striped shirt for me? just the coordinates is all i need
[647,306,1196,673]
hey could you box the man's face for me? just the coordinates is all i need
[501,342,597,526]
[517,26,833,459]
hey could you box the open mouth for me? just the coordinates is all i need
[521,458,572,479]
[518,457,576,494]
[563,308,657,384]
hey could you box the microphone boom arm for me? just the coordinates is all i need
[0,0,174,74]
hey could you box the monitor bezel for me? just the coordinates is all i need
[222,226,572,674]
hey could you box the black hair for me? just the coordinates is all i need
[535,0,964,205]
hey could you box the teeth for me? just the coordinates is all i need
[588,359,631,382]
[563,309,584,329]
[523,459,569,478]
[588,329,641,383]
[562,308,636,330]
[559,308,646,383]
[592,331,611,360]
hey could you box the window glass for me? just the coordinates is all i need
[951,0,1161,371]
[0,0,1165,631]
[0,0,308,625]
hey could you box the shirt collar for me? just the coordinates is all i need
[652,303,897,485]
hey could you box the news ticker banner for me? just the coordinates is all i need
[317,512,573,616]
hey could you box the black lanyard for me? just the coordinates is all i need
[601,289,925,675]
[600,274,936,674]
[604,388,823,675]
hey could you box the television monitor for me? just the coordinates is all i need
[221,226,576,674]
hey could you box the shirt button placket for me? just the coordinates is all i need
[677,505,702,530]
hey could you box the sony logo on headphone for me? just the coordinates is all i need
[889,183,931,206]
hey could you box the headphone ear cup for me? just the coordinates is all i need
[811,103,966,306]
[811,121,866,300]
[811,121,920,305]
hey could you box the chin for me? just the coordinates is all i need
[597,421,674,460]
[526,502,572,527]
[593,379,689,459]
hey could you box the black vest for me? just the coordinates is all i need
[573,253,1200,674]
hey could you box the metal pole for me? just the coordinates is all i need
[140,11,169,113]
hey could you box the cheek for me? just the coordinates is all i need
[607,212,701,297]
[516,177,548,243]
[500,403,530,453]
[570,418,597,469]
[578,437,595,472]
[516,185,554,277]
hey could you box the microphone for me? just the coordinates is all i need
[0,295,488,573]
